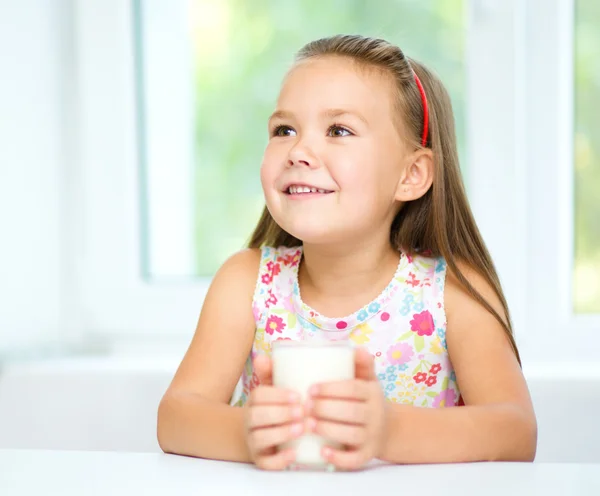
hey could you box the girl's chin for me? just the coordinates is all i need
[283,226,352,246]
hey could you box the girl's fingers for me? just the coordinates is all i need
[250,422,304,453]
[310,398,367,424]
[311,418,367,447]
[248,404,304,429]
[311,379,370,401]
[354,348,377,381]
[255,448,297,471]
[322,446,367,471]
[249,386,300,406]
[253,354,274,386]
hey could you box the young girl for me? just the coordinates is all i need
[157,34,537,470]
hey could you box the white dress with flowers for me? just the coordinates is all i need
[232,246,461,408]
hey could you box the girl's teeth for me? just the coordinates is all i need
[287,185,329,194]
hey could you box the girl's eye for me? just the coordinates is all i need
[328,125,352,137]
[272,125,296,137]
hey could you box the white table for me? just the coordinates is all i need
[1,450,599,496]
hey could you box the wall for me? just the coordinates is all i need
[1,358,599,463]
[0,357,173,453]
[0,0,70,355]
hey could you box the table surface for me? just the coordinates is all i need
[1,449,599,496]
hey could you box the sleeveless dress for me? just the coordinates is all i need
[232,246,460,408]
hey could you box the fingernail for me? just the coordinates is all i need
[309,385,319,396]
[305,398,313,412]
[322,446,333,459]
[307,417,317,432]
[289,392,300,403]
[292,406,303,419]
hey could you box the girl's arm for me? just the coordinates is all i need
[379,263,537,463]
[156,249,260,463]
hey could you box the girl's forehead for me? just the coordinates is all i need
[277,57,396,111]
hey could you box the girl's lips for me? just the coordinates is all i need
[287,190,334,200]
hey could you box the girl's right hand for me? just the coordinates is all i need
[244,354,305,470]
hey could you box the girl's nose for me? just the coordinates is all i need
[287,157,311,167]
[287,144,320,169]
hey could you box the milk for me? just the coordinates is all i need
[271,341,355,468]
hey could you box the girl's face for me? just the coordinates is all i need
[261,56,411,245]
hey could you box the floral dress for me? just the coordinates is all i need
[232,246,460,408]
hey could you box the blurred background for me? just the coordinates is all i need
[0,0,598,462]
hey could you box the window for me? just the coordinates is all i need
[72,0,599,362]
[136,0,467,278]
[574,0,600,313]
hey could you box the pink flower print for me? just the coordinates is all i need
[414,372,427,383]
[432,389,457,408]
[407,272,420,287]
[261,261,282,286]
[410,310,435,336]
[430,363,442,375]
[281,294,295,312]
[290,250,301,266]
[275,337,292,342]
[265,290,278,308]
[386,342,414,365]
[266,261,281,277]
[265,315,286,335]
[277,250,301,267]
[425,375,437,387]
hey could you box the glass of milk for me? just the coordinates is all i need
[271,340,355,469]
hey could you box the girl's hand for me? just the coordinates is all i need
[244,354,304,470]
[307,348,387,471]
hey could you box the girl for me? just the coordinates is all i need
[157,35,537,470]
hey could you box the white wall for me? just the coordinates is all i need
[1,360,599,463]
[0,358,173,453]
[0,0,71,355]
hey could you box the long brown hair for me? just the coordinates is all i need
[248,35,520,363]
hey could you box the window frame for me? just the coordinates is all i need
[73,0,208,344]
[518,0,600,363]
[72,0,600,360]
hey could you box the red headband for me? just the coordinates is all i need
[412,71,429,147]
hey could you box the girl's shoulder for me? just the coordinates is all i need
[211,249,262,295]
[444,260,507,326]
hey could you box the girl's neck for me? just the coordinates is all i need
[298,236,400,317]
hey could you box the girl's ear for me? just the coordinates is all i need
[394,149,434,202]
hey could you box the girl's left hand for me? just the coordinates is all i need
[306,348,388,471]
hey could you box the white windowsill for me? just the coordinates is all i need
[3,347,600,383]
